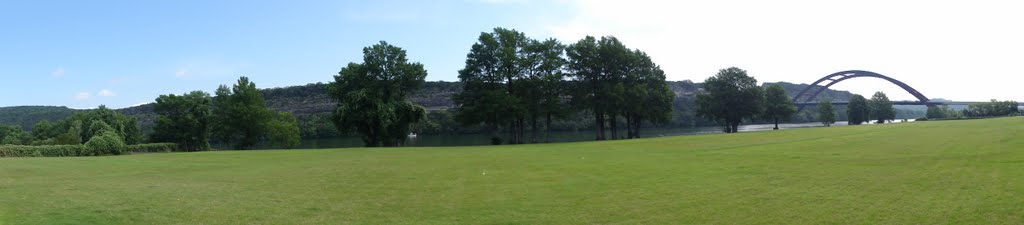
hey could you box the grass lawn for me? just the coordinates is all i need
[2,117,1023,224]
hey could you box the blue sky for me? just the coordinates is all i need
[0,0,572,108]
[2,0,1022,108]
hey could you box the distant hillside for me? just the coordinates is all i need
[0,106,78,130]
[1,80,865,134]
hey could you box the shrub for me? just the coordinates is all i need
[0,144,90,157]
[127,143,179,153]
[86,132,128,156]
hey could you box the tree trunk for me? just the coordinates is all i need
[773,118,779,130]
[530,117,539,143]
[544,113,552,143]
[624,114,632,139]
[595,111,606,140]
[630,115,640,139]
[609,116,618,140]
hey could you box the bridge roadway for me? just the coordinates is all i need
[795,101,1024,107]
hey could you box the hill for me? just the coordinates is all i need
[1,118,1021,224]
[0,106,78,130]
[0,80,874,135]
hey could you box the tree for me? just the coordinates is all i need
[847,94,869,125]
[330,41,427,147]
[926,106,946,119]
[818,100,836,126]
[762,84,796,130]
[212,77,273,150]
[618,49,674,139]
[55,120,83,145]
[152,91,212,152]
[868,92,895,124]
[522,38,568,143]
[696,67,764,133]
[565,35,669,140]
[266,112,301,149]
[453,28,546,145]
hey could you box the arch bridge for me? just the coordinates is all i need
[792,70,936,113]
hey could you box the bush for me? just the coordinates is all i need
[127,143,179,153]
[0,144,90,157]
[86,132,128,156]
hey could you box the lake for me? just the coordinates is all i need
[292,120,914,149]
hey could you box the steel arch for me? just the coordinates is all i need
[793,70,931,112]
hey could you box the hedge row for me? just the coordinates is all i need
[0,145,91,157]
[1,143,182,158]
[127,143,179,153]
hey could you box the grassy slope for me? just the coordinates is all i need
[1,118,1023,224]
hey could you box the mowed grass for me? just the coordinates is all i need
[2,118,1024,224]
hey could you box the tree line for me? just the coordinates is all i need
[150,77,301,151]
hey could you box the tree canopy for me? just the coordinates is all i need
[847,94,869,125]
[762,84,796,130]
[212,77,273,150]
[696,67,763,133]
[151,91,212,152]
[818,100,836,126]
[330,41,427,147]
[869,92,896,124]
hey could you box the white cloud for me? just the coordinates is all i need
[544,0,1024,101]
[98,89,117,97]
[52,67,65,77]
[73,92,91,101]
[175,69,188,78]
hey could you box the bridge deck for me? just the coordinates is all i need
[795,101,1024,107]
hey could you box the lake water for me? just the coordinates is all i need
[293,120,914,149]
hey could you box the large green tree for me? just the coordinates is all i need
[212,77,273,150]
[847,94,869,125]
[522,38,568,143]
[566,35,670,140]
[454,28,567,144]
[330,41,427,147]
[762,84,796,130]
[869,92,895,124]
[266,112,301,149]
[620,50,674,139]
[696,67,764,133]
[818,100,836,126]
[151,91,212,152]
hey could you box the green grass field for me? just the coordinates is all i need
[2,118,1023,224]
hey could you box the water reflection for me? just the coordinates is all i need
[292,120,914,149]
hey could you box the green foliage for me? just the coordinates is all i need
[847,94,870,125]
[0,144,89,157]
[0,106,76,131]
[212,77,273,150]
[817,100,836,126]
[25,106,142,147]
[963,100,1019,117]
[152,91,213,152]
[53,120,83,145]
[126,143,179,153]
[696,67,764,133]
[266,112,301,149]
[564,35,673,140]
[85,131,127,156]
[762,84,796,129]
[869,92,896,123]
[0,125,31,145]
[330,41,428,147]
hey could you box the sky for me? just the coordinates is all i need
[1,0,1022,109]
